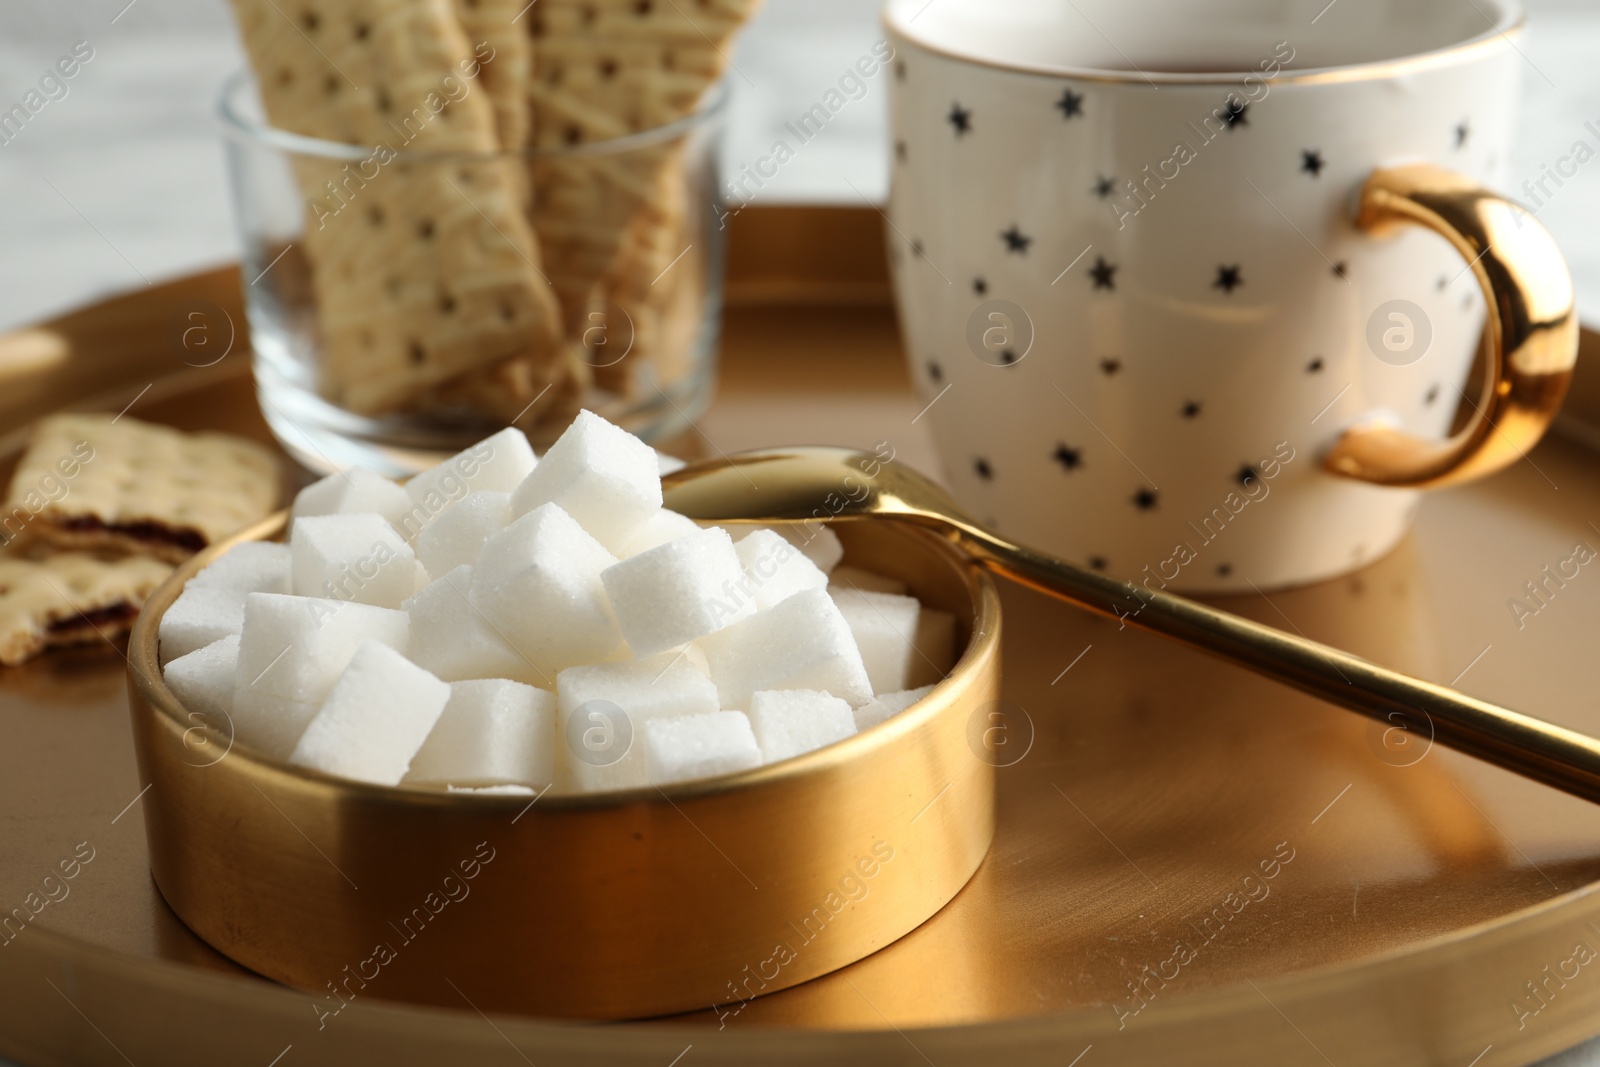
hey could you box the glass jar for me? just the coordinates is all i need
[219,72,726,476]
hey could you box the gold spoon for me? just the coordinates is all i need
[664,446,1600,803]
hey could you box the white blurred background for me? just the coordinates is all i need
[0,3,1598,1062]
[0,0,1591,333]
[0,0,890,330]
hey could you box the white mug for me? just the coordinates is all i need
[885,0,1576,592]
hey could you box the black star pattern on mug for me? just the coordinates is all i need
[948,102,972,137]
[1133,488,1159,511]
[1053,444,1083,471]
[1301,149,1324,177]
[1001,225,1032,254]
[1331,261,1349,280]
[1455,120,1470,149]
[1425,383,1441,405]
[910,239,925,259]
[974,457,994,480]
[1094,175,1116,198]
[1056,88,1085,120]
[1221,97,1249,129]
[1182,401,1202,419]
[928,361,943,383]
[1216,563,1234,578]
[999,348,1018,365]
[1099,358,1122,376]
[1213,265,1243,293]
[1307,356,1325,373]
[895,60,906,82]
[1436,274,1450,291]
[1090,257,1117,290]
[972,276,987,295]
[1088,556,1108,571]
[1236,465,1259,486]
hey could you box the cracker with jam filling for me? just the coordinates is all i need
[0,551,173,665]
[3,414,280,563]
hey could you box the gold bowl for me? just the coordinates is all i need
[125,515,1001,1020]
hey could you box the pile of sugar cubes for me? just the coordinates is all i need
[157,411,957,793]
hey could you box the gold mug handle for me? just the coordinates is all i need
[1324,163,1578,488]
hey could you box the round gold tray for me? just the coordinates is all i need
[5,279,1600,1064]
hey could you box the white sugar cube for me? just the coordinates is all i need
[290,513,416,608]
[655,450,687,475]
[230,686,319,758]
[731,524,843,574]
[831,588,923,695]
[617,508,701,558]
[405,679,556,787]
[162,634,239,721]
[159,586,246,664]
[413,490,510,577]
[471,503,625,676]
[909,608,958,688]
[188,542,291,595]
[854,684,935,731]
[697,588,872,709]
[290,641,451,786]
[234,592,408,704]
[399,428,538,539]
[556,654,719,791]
[625,640,711,679]
[734,528,828,611]
[601,527,752,657]
[557,654,719,722]
[292,468,411,527]
[828,565,909,596]
[447,784,536,795]
[643,711,761,786]
[748,689,857,763]
[784,526,843,574]
[678,642,712,677]
[509,410,661,554]
[403,565,546,686]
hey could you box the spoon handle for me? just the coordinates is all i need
[954,525,1600,803]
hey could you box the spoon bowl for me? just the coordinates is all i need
[662,446,964,527]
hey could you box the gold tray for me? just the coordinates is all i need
[5,215,1600,1064]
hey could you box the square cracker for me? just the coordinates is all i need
[525,0,761,327]
[590,158,696,396]
[434,342,589,442]
[0,552,173,666]
[445,0,757,418]
[4,415,281,563]
[228,0,565,414]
